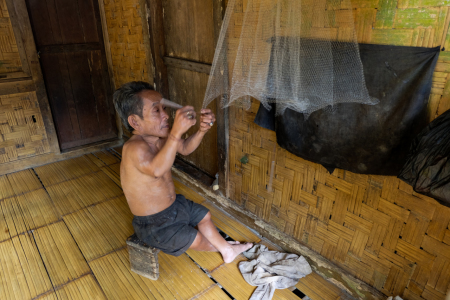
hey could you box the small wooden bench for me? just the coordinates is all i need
[126,234,160,280]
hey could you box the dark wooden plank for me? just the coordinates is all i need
[164,56,211,74]
[24,0,55,46]
[146,0,169,98]
[59,52,84,142]
[54,0,85,44]
[89,50,117,137]
[77,0,99,43]
[39,43,101,54]
[91,0,118,138]
[64,51,100,143]
[213,0,229,197]
[44,0,63,44]
[61,132,118,149]
[39,52,80,145]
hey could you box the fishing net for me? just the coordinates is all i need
[202,0,379,116]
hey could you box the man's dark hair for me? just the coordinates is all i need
[113,81,155,132]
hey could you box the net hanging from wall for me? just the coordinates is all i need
[202,0,379,116]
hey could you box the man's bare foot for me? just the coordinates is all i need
[228,241,240,245]
[221,242,253,263]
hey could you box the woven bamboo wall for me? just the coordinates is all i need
[0,92,50,163]
[228,0,450,299]
[0,0,22,74]
[102,0,152,88]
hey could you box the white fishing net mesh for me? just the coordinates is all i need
[202,0,379,116]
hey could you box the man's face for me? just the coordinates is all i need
[133,90,170,138]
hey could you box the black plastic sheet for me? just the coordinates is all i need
[398,109,450,207]
[255,43,440,175]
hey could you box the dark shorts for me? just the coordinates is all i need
[132,194,209,256]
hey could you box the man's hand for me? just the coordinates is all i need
[199,109,216,133]
[171,106,196,139]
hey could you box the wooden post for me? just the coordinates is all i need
[145,0,169,99]
[213,0,229,198]
[97,0,123,139]
[138,0,155,87]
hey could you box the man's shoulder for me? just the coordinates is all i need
[123,137,151,158]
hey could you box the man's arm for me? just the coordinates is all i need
[178,109,216,156]
[135,106,196,177]
[133,134,182,178]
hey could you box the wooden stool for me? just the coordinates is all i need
[126,234,160,280]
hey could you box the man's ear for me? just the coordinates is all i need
[128,115,140,131]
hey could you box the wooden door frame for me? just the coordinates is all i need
[97,0,123,139]
[0,0,124,175]
[213,0,229,198]
[5,0,60,154]
[143,0,230,197]
[7,0,122,146]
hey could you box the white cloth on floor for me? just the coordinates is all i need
[239,244,312,300]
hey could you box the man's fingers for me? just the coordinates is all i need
[185,110,196,120]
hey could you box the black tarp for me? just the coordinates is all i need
[398,109,450,207]
[255,42,440,175]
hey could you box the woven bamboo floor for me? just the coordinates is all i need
[0,148,345,300]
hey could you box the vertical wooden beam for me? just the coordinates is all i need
[6,0,60,154]
[138,0,155,87]
[213,0,229,197]
[97,0,123,139]
[145,0,169,98]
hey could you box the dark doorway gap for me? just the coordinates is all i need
[173,157,215,186]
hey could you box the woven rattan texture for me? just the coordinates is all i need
[103,0,150,87]
[0,0,23,74]
[228,97,450,299]
[0,92,50,163]
[229,3,450,297]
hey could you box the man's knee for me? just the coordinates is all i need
[189,231,213,251]
[190,231,202,249]
[198,211,212,225]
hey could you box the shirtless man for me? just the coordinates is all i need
[113,81,252,263]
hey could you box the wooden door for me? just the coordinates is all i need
[24,0,117,150]
[160,0,219,177]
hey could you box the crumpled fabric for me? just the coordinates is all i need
[239,244,312,300]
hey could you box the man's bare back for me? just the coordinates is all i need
[113,83,252,262]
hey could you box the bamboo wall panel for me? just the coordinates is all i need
[0,0,23,74]
[0,92,51,163]
[227,1,450,298]
[103,0,151,87]
[229,99,450,299]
